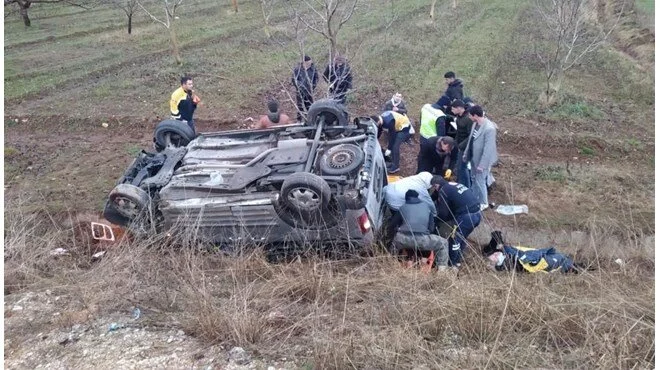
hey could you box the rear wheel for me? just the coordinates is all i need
[108,184,151,220]
[153,119,196,151]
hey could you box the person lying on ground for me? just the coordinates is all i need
[372,111,413,174]
[482,231,580,273]
[254,99,291,129]
[389,190,449,271]
[383,93,408,115]
[417,136,458,179]
[431,176,482,267]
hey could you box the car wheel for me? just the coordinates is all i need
[280,172,332,216]
[153,119,196,151]
[108,184,151,220]
[103,200,131,226]
[306,99,349,127]
[319,144,364,176]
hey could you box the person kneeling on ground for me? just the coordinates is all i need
[431,176,482,267]
[417,136,458,178]
[389,190,449,271]
[372,111,413,174]
[254,99,291,129]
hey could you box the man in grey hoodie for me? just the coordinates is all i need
[389,190,449,270]
[464,105,497,209]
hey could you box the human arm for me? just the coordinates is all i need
[396,102,407,115]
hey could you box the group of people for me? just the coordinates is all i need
[291,54,353,120]
[377,71,499,271]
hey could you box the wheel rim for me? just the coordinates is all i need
[329,150,355,169]
[112,196,142,219]
[287,187,321,211]
[164,132,183,149]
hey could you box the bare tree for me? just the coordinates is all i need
[137,0,184,65]
[291,0,359,60]
[103,0,138,34]
[259,0,277,38]
[4,0,91,27]
[230,0,236,12]
[534,0,625,105]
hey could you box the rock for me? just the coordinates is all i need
[11,305,23,311]
[167,336,174,343]
[229,347,251,365]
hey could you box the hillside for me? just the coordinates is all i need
[4,0,655,368]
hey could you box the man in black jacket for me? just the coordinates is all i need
[417,136,458,178]
[323,55,353,105]
[435,71,465,113]
[431,176,482,267]
[292,55,319,121]
[390,190,449,270]
[450,99,473,187]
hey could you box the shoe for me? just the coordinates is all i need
[480,204,489,211]
[388,167,400,174]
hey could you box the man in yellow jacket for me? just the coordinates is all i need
[371,111,413,174]
[170,76,200,133]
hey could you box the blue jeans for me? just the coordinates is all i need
[448,211,482,265]
[387,129,411,170]
[457,150,471,187]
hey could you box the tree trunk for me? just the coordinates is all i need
[19,2,31,27]
[452,0,457,9]
[329,37,337,61]
[263,24,271,38]
[127,13,132,34]
[430,0,437,19]
[169,27,182,65]
[231,0,238,13]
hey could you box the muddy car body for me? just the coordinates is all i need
[104,100,388,247]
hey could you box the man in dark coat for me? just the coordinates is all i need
[323,55,352,105]
[435,71,464,113]
[431,176,482,267]
[450,99,473,187]
[292,55,319,121]
[416,136,459,178]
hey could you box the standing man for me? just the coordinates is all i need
[431,176,482,267]
[416,136,458,179]
[465,105,497,210]
[383,93,407,115]
[450,99,473,187]
[371,111,413,174]
[389,190,450,271]
[435,71,464,113]
[170,76,200,133]
[292,55,318,121]
[323,55,353,105]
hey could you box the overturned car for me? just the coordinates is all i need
[103,100,389,247]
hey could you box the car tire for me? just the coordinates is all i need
[103,200,131,226]
[153,119,196,151]
[108,183,151,220]
[319,144,364,176]
[280,172,332,217]
[306,99,349,127]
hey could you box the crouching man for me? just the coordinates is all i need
[431,176,482,267]
[389,190,449,271]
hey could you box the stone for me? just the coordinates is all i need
[229,347,251,365]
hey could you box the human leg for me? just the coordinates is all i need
[388,130,411,172]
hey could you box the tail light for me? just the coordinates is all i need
[358,212,371,234]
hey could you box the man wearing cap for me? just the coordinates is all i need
[450,99,474,187]
[464,105,498,210]
[389,189,450,271]
[291,55,319,121]
[435,71,464,113]
[416,136,458,179]
[431,176,482,267]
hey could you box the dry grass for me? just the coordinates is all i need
[4,199,654,369]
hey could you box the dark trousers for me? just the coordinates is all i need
[295,92,314,121]
[387,129,411,171]
[448,211,482,265]
[457,150,471,187]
